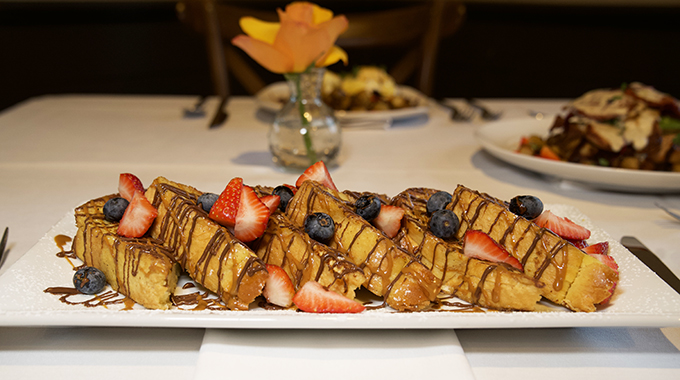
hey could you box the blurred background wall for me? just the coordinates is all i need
[1,0,679,112]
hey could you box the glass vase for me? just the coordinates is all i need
[269,68,341,169]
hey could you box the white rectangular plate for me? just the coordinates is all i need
[1,205,679,329]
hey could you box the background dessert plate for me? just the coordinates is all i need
[475,119,680,193]
[255,82,430,123]
[0,204,679,329]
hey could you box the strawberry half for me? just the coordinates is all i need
[209,177,243,228]
[118,173,145,201]
[234,185,270,242]
[463,230,523,271]
[117,191,158,238]
[588,253,619,272]
[534,210,591,240]
[260,194,281,214]
[263,264,295,308]
[582,241,610,255]
[295,161,338,191]
[372,204,404,238]
[293,280,365,313]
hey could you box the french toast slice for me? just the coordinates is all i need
[146,177,268,311]
[73,195,180,310]
[392,188,543,311]
[448,185,618,312]
[286,180,440,311]
[252,213,366,299]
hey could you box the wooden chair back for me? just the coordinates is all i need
[176,0,466,98]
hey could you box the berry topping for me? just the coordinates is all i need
[209,177,243,228]
[73,266,107,295]
[272,185,295,212]
[295,161,338,191]
[534,210,591,240]
[197,193,219,213]
[509,195,543,220]
[372,204,404,238]
[103,197,129,222]
[428,209,459,240]
[293,280,365,313]
[582,241,610,255]
[355,195,382,221]
[304,212,335,243]
[463,230,523,271]
[234,185,270,242]
[263,264,295,308]
[260,194,281,214]
[426,191,452,215]
[118,173,145,201]
[117,191,158,238]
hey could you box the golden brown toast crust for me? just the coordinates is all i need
[393,188,543,311]
[252,213,366,299]
[286,180,440,311]
[448,185,618,312]
[74,195,180,310]
[146,177,268,311]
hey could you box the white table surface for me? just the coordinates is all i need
[0,94,679,379]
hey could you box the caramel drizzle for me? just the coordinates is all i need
[150,183,267,304]
[290,183,438,307]
[450,187,567,290]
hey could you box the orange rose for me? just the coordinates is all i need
[231,2,348,74]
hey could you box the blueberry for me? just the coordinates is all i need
[73,266,107,294]
[428,209,459,240]
[103,197,129,222]
[509,195,543,220]
[273,185,295,212]
[304,212,335,243]
[426,191,452,215]
[197,193,219,213]
[355,195,381,221]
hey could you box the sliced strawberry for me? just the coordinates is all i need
[293,280,365,313]
[118,173,145,201]
[569,239,589,249]
[463,230,523,271]
[539,145,560,160]
[295,161,338,191]
[582,241,610,255]
[534,210,591,240]
[209,177,243,228]
[234,185,270,242]
[117,191,158,238]
[588,253,619,272]
[599,282,617,305]
[372,204,404,238]
[260,194,281,214]
[263,264,295,308]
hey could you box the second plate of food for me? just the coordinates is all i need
[475,118,680,193]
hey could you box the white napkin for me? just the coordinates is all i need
[193,328,475,380]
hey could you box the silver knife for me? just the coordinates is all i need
[620,236,680,294]
[209,97,229,129]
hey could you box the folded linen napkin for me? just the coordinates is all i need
[193,328,475,380]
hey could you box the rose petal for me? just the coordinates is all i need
[239,16,280,44]
[318,45,348,67]
[231,35,294,73]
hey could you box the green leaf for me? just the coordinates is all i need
[660,116,680,132]
[598,157,610,167]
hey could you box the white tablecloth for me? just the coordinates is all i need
[0,95,678,379]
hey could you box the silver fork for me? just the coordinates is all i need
[438,100,475,122]
[465,98,503,121]
[655,202,680,222]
